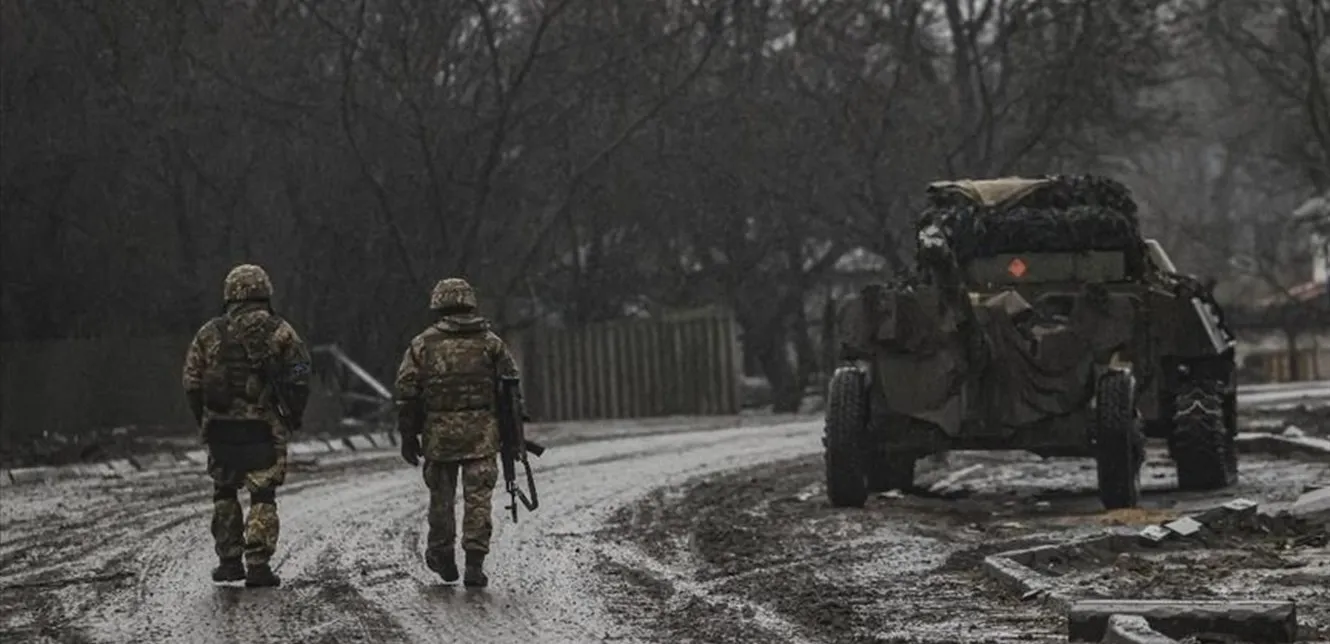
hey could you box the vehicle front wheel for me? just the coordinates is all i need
[824,366,870,508]
[1093,369,1144,510]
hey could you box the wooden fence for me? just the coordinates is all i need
[1,308,744,441]
[1,335,198,444]
[514,307,743,422]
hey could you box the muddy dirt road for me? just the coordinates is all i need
[2,417,1326,644]
[0,421,823,643]
[605,449,1328,643]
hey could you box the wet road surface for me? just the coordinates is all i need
[2,415,1326,643]
[0,420,822,643]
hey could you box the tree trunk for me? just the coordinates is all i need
[1284,327,1302,381]
[822,293,838,374]
[791,301,819,390]
[1312,335,1323,380]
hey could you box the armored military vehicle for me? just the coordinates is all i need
[826,175,1237,510]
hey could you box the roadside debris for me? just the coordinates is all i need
[984,490,1330,642]
[1067,599,1297,643]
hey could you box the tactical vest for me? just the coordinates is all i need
[421,328,496,413]
[202,313,284,412]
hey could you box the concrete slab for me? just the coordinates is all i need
[74,463,115,479]
[1101,614,1180,644]
[982,553,1051,598]
[346,435,376,451]
[1163,516,1202,538]
[322,438,347,452]
[1067,600,1297,643]
[107,459,138,476]
[1289,487,1330,525]
[9,467,58,485]
[1138,525,1170,544]
[367,432,396,448]
[183,450,209,466]
[1192,498,1258,530]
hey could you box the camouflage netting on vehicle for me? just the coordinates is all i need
[925,174,1139,213]
[918,175,1147,270]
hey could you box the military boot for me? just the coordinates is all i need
[244,562,281,588]
[463,551,488,588]
[211,559,245,582]
[426,550,460,583]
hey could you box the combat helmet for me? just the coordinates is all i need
[223,264,274,302]
[430,278,478,312]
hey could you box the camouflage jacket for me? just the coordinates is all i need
[182,303,311,447]
[394,313,520,462]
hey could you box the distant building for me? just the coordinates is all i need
[1238,192,1330,382]
[1292,192,1329,286]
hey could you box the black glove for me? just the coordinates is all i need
[400,434,421,466]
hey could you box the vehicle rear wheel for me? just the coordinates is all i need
[1170,381,1238,491]
[1094,369,1144,510]
[824,366,869,508]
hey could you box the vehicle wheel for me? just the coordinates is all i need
[823,366,869,508]
[1170,380,1238,491]
[1094,369,1144,510]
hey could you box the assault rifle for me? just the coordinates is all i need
[496,375,544,522]
[262,359,300,432]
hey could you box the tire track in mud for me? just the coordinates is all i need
[602,455,1074,644]
[602,447,1330,644]
[1,459,406,643]
[333,421,828,644]
[90,470,415,643]
[0,421,828,644]
[4,417,1324,644]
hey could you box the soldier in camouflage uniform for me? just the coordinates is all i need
[395,278,522,587]
[182,264,311,588]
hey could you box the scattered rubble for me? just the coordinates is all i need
[1068,599,1298,643]
[1288,486,1329,526]
[1100,614,1177,644]
[983,489,1330,642]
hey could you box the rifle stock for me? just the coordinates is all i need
[496,375,542,522]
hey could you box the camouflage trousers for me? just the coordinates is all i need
[423,456,498,557]
[210,454,286,566]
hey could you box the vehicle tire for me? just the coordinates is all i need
[1170,381,1238,491]
[1094,369,1144,510]
[824,366,869,508]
